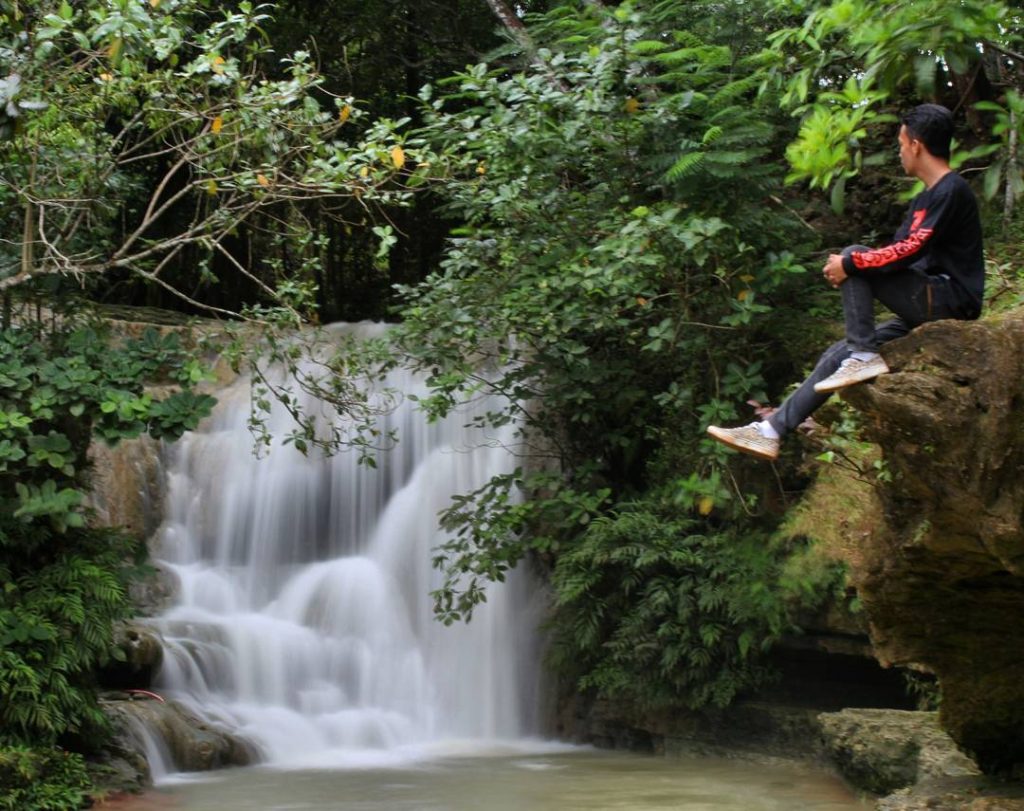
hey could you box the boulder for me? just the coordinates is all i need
[819,708,978,795]
[86,436,164,540]
[101,696,258,775]
[128,564,180,618]
[99,622,165,690]
[841,311,1024,774]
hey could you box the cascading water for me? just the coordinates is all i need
[146,324,545,774]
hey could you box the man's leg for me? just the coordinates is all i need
[768,318,911,437]
[813,254,960,393]
[838,246,880,353]
[867,267,962,325]
[707,251,957,458]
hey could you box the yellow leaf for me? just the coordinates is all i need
[256,173,270,187]
[359,166,370,178]
[737,289,750,301]
[476,162,486,176]
[390,146,406,170]
[211,115,223,135]
[150,0,160,7]
[98,72,113,82]
[211,55,226,75]
[206,179,218,196]
[624,96,640,114]
[697,496,714,516]
[339,104,351,124]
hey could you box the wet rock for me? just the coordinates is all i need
[841,311,1024,774]
[99,623,165,690]
[876,778,1024,810]
[102,696,258,775]
[559,695,829,760]
[93,700,155,793]
[819,708,978,795]
[87,435,164,540]
[128,564,180,618]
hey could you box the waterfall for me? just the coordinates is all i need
[148,324,545,772]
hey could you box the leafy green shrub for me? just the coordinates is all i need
[0,315,215,748]
[0,745,90,811]
[392,0,817,621]
[0,522,141,746]
[550,503,793,708]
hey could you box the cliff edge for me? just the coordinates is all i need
[842,310,1024,775]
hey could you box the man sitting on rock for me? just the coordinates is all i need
[707,103,985,461]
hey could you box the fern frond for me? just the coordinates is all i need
[665,151,706,181]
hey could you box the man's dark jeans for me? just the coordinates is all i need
[768,246,964,437]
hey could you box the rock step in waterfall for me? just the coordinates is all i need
[140,324,545,775]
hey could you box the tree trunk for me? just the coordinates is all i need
[480,0,570,90]
[481,0,534,53]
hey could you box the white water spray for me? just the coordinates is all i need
[148,324,544,773]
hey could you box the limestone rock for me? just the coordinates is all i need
[876,781,1024,811]
[819,708,979,795]
[95,699,156,793]
[128,563,180,617]
[86,435,164,540]
[99,622,165,690]
[102,696,258,774]
[841,311,1024,774]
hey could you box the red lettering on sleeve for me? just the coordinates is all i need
[851,228,934,270]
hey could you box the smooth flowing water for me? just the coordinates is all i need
[146,324,545,775]
[107,749,868,810]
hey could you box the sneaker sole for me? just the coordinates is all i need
[813,366,889,394]
[706,426,779,461]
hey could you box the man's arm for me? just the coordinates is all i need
[840,179,957,276]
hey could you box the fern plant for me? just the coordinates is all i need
[0,521,141,746]
[0,745,90,811]
[550,503,796,709]
[0,309,215,753]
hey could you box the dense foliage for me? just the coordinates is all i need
[400,1,815,629]
[0,0,426,320]
[551,505,786,709]
[0,745,90,811]
[0,312,216,804]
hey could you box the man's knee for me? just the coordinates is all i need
[841,244,871,257]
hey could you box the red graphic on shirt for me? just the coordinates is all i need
[851,206,933,270]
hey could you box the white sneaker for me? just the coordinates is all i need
[706,423,780,461]
[813,355,890,394]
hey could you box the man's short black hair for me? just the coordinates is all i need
[901,104,954,160]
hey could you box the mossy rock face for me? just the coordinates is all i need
[819,708,978,795]
[841,311,1024,774]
